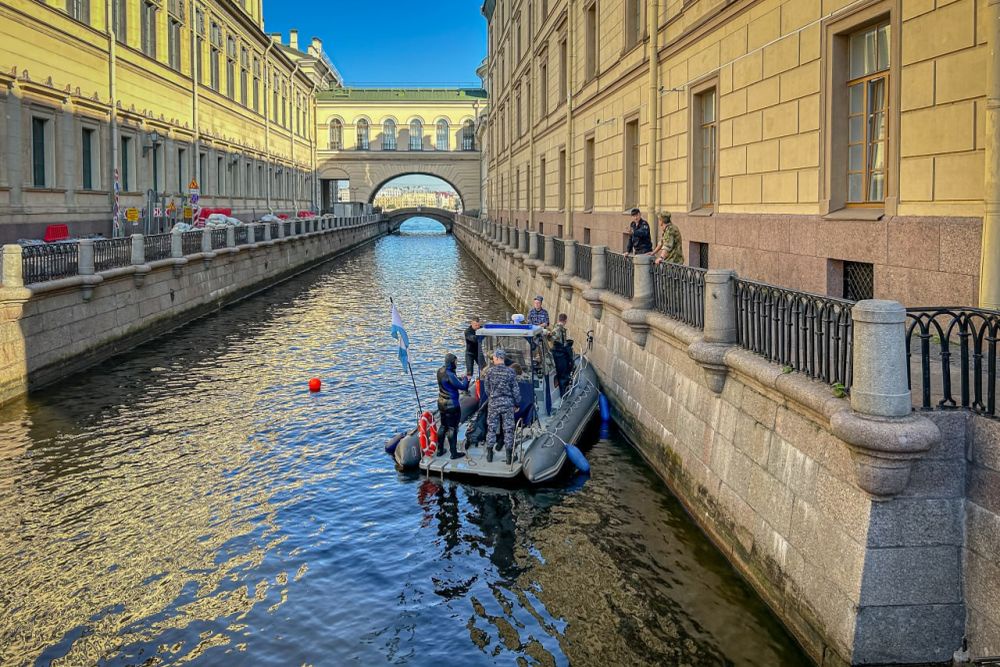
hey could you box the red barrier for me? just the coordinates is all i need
[43,224,70,242]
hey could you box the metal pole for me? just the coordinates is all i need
[980,0,1000,308]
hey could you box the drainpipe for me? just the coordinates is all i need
[648,0,660,244]
[289,59,301,209]
[107,0,119,236]
[308,73,326,212]
[565,0,575,239]
[981,0,1000,309]
[528,10,535,231]
[190,1,200,187]
[263,38,275,211]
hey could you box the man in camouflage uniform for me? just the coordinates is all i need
[549,313,574,396]
[652,211,683,265]
[484,348,519,464]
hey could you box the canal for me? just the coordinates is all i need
[0,219,808,666]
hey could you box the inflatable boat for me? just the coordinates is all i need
[387,323,599,484]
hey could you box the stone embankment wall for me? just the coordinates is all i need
[452,216,987,666]
[0,217,386,406]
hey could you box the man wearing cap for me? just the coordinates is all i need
[651,211,683,265]
[526,295,549,328]
[625,208,653,256]
[484,348,519,464]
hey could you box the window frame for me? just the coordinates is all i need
[538,155,546,211]
[583,133,595,212]
[382,119,397,151]
[584,1,598,82]
[409,119,423,151]
[29,113,54,189]
[688,76,719,214]
[329,118,343,150]
[462,119,475,151]
[140,0,158,59]
[435,119,449,151]
[356,118,370,151]
[623,115,640,211]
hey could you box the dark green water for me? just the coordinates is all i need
[0,219,808,665]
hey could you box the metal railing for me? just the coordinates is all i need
[513,227,520,249]
[210,228,228,249]
[734,278,854,389]
[576,244,592,281]
[537,235,546,263]
[552,238,566,269]
[93,238,132,272]
[21,243,79,284]
[254,225,266,243]
[906,308,1000,417]
[144,233,172,262]
[269,222,280,239]
[294,220,303,235]
[181,231,203,255]
[653,262,706,329]
[606,251,634,299]
[282,221,292,237]
[234,227,249,245]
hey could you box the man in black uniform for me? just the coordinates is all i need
[436,353,470,459]
[625,207,653,255]
[464,317,485,378]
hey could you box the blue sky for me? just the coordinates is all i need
[264,0,487,87]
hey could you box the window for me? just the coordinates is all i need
[624,118,639,209]
[409,119,423,150]
[81,128,95,190]
[196,36,204,83]
[252,58,260,111]
[121,136,132,191]
[141,1,157,58]
[258,164,263,194]
[168,19,181,70]
[67,0,89,24]
[436,120,449,150]
[210,23,221,90]
[177,147,186,193]
[539,56,548,117]
[216,156,223,195]
[151,143,161,192]
[31,117,48,188]
[462,120,475,151]
[558,147,566,210]
[516,167,520,210]
[329,119,342,150]
[356,119,369,150]
[558,38,567,103]
[693,86,718,210]
[198,152,206,193]
[690,242,709,269]
[584,137,595,210]
[112,0,126,43]
[847,22,889,205]
[844,261,874,300]
[240,48,249,106]
[281,85,286,127]
[516,86,522,137]
[625,0,641,50]
[383,119,396,150]
[584,3,598,81]
[538,157,546,211]
[245,163,251,195]
[584,227,591,244]
[226,37,236,98]
[272,74,278,121]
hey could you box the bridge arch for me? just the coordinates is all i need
[383,207,456,234]
[368,172,465,208]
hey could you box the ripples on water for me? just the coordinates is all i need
[0,218,807,666]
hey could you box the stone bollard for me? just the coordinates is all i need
[201,227,213,254]
[131,234,145,265]
[277,221,286,239]
[631,253,653,310]
[543,236,555,268]
[582,245,607,319]
[831,300,940,498]
[171,228,183,258]
[519,229,529,254]
[563,239,577,276]
[704,270,738,345]
[528,232,539,259]
[226,225,236,248]
[78,239,95,276]
[2,244,24,288]
[263,222,272,242]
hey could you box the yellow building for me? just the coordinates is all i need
[0,0,338,240]
[316,88,487,212]
[483,0,998,308]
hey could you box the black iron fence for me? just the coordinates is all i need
[906,307,1000,417]
[181,231,203,255]
[653,262,706,329]
[606,251,634,299]
[144,233,172,262]
[734,278,854,389]
[235,226,249,245]
[513,227,520,249]
[282,222,292,237]
[269,222,280,239]
[254,225,266,243]
[576,244,592,281]
[210,228,228,249]
[537,235,546,263]
[21,243,79,284]
[294,220,303,235]
[552,238,566,269]
[93,238,133,272]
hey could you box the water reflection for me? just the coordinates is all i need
[0,219,806,665]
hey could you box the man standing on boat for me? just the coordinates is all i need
[464,317,485,378]
[549,313,574,396]
[436,353,470,460]
[484,349,518,465]
[527,296,549,329]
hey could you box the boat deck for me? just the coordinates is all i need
[419,444,523,478]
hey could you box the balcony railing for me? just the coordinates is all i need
[734,278,854,389]
[652,262,706,330]
[606,251,634,299]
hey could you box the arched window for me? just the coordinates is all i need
[382,119,396,150]
[409,119,423,151]
[436,120,449,150]
[356,119,369,150]
[329,119,342,150]
[462,119,475,151]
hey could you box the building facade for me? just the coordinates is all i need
[0,0,339,240]
[482,0,998,308]
[315,88,487,212]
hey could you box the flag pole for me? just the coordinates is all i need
[391,297,423,415]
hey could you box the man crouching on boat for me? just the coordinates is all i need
[485,349,518,465]
[437,353,470,460]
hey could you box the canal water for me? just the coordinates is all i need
[0,218,808,666]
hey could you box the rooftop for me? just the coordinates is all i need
[317,88,487,102]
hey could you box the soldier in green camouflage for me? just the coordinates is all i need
[652,211,683,265]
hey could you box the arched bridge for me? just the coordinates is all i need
[384,207,456,233]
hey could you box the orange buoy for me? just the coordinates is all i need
[308,378,321,392]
